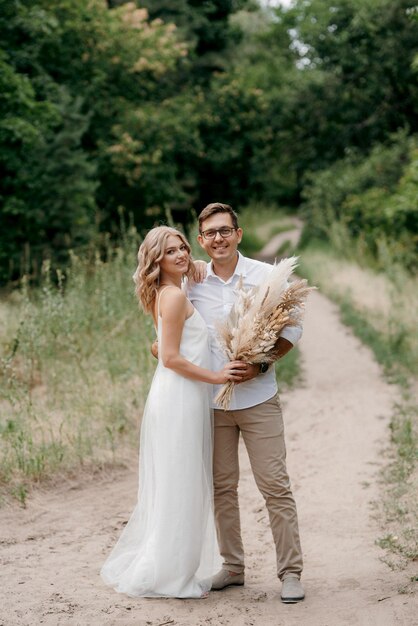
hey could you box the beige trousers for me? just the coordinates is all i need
[213,393,303,580]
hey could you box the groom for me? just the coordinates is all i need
[188,202,305,604]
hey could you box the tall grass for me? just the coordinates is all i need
[377,398,418,573]
[0,229,155,505]
[298,243,418,384]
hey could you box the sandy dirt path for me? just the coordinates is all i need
[0,290,416,626]
[255,217,303,262]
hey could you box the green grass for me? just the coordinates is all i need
[0,229,156,505]
[275,347,302,392]
[377,397,418,572]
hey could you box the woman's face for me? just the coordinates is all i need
[159,234,190,278]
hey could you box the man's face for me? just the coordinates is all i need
[197,213,243,263]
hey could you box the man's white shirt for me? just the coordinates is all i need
[188,252,303,410]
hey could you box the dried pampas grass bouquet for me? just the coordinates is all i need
[215,256,315,410]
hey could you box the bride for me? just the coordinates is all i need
[101,226,244,598]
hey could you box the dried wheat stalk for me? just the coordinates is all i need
[215,256,315,410]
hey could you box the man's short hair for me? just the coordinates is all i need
[198,203,239,232]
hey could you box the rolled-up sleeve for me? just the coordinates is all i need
[280,323,303,345]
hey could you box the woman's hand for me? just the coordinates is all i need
[214,361,247,385]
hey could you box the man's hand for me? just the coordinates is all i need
[234,339,294,384]
[151,340,158,359]
[191,260,207,284]
[234,362,260,383]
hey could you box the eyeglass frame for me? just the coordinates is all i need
[199,227,238,240]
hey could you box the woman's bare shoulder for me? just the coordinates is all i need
[158,286,187,311]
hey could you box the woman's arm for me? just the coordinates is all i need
[160,288,244,384]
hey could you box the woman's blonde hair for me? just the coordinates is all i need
[133,226,195,313]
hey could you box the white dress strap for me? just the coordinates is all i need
[157,285,174,319]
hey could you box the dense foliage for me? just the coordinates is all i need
[0,0,417,282]
[301,132,418,269]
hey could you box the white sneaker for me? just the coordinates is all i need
[281,574,305,603]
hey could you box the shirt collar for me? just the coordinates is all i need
[207,251,247,282]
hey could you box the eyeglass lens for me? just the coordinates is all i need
[202,228,235,240]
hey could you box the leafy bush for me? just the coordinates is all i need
[301,132,418,270]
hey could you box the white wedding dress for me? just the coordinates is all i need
[101,296,221,598]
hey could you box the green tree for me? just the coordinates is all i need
[277,0,418,179]
[104,93,203,228]
[137,0,250,82]
[0,56,96,281]
[228,0,418,202]
[0,0,186,281]
[195,74,273,207]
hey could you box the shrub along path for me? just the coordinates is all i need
[0,289,416,625]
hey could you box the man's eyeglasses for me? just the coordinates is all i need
[200,227,237,240]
